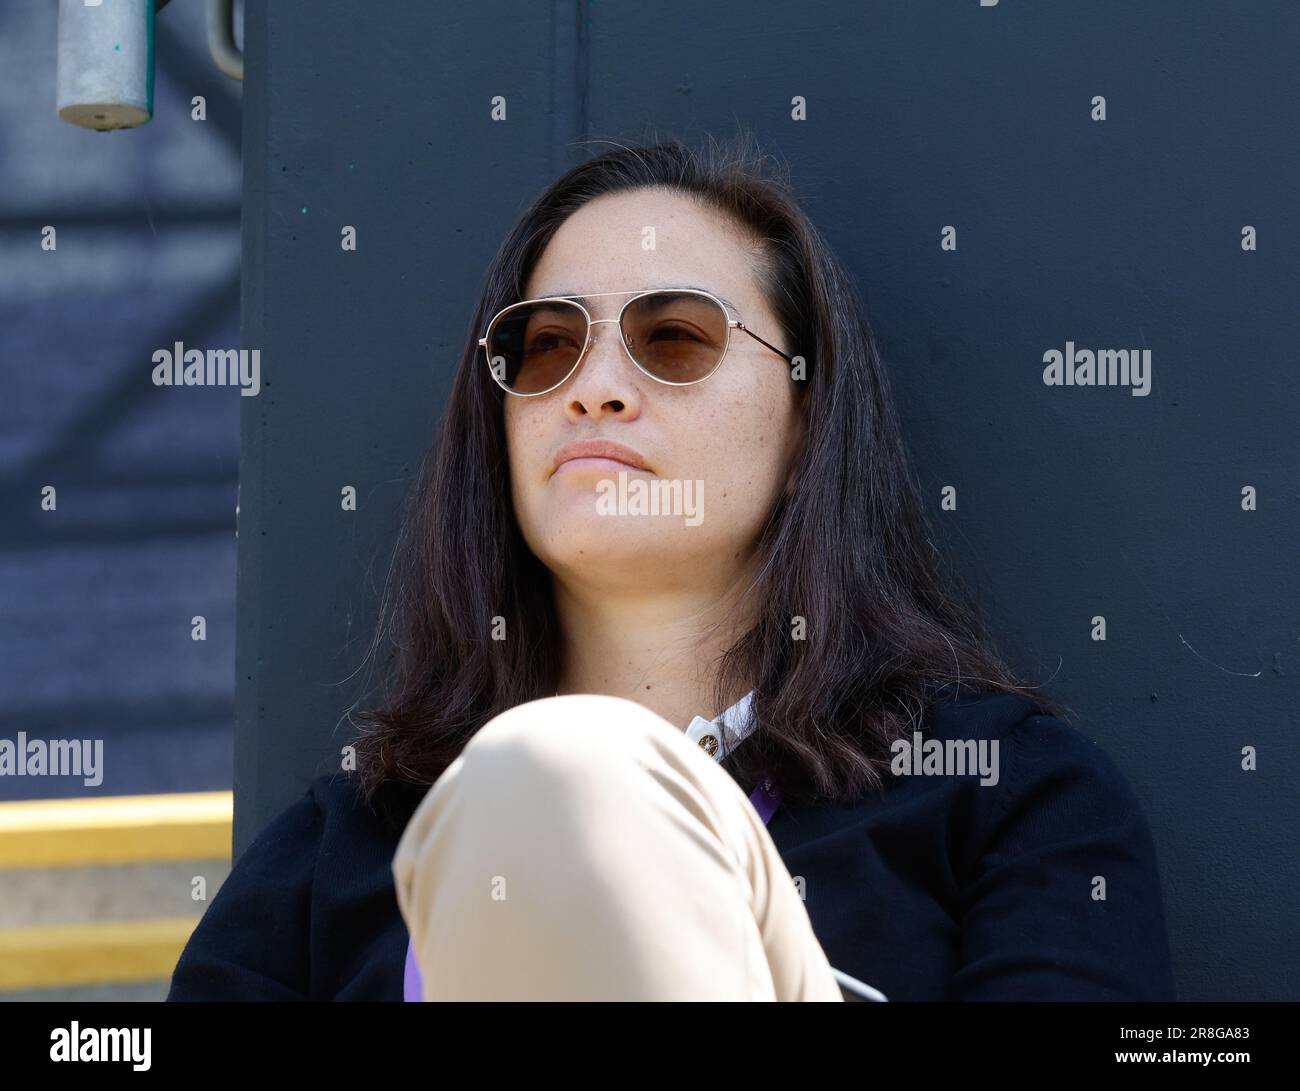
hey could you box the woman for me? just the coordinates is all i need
[168,134,1175,1002]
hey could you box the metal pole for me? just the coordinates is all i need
[56,0,155,130]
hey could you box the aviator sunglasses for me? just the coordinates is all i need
[478,287,794,396]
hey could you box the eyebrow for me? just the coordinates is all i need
[540,285,740,313]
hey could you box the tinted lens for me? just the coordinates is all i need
[621,291,729,383]
[486,299,588,394]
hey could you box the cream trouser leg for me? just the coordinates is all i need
[391,694,843,1001]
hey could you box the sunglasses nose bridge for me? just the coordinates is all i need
[582,316,633,362]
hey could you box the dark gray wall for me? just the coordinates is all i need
[237,1,1300,1001]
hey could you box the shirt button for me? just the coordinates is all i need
[698,733,720,758]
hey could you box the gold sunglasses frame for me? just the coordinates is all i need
[477,287,794,397]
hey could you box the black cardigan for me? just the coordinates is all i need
[167,690,1176,1001]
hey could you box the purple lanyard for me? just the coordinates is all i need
[403,776,781,1000]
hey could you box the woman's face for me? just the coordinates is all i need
[504,186,802,596]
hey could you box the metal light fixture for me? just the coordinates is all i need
[56,0,242,132]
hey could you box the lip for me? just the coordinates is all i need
[551,438,653,477]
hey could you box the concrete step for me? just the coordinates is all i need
[0,791,232,998]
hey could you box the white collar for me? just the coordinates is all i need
[683,690,757,763]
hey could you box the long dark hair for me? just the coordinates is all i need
[352,131,1068,815]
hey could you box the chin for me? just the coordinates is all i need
[527,513,715,582]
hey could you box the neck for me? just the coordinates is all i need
[553,575,754,731]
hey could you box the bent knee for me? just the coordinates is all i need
[459,694,676,783]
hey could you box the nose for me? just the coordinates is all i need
[564,317,643,421]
